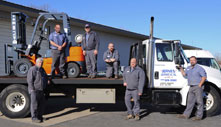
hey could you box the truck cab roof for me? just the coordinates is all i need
[184,50,214,58]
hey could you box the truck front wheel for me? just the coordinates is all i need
[204,85,221,116]
[0,84,30,118]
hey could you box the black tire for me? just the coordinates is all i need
[13,58,32,77]
[67,62,80,78]
[0,84,30,118]
[204,85,221,116]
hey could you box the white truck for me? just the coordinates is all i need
[184,49,221,115]
[0,17,220,118]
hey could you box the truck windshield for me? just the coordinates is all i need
[194,58,220,70]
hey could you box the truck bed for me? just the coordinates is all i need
[0,76,123,85]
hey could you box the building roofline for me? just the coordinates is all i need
[1,0,149,39]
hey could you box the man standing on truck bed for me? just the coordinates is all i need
[123,58,145,121]
[177,56,207,121]
[103,42,120,79]
[27,58,49,123]
[49,24,67,79]
[81,24,100,78]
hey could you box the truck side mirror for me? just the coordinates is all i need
[174,43,180,57]
[175,56,184,65]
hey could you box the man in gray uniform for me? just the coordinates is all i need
[81,24,99,78]
[123,58,145,121]
[49,24,67,79]
[177,56,207,121]
[27,58,49,123]
[103,43,119,79]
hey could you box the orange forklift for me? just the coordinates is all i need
[4,12,85,78]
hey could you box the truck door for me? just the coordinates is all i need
[153,43,188,88]
[129,42,145,70]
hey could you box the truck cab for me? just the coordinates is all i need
[131,39,221,116]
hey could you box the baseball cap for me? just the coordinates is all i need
[85,24,90,28]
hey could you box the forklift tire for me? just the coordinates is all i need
[67,62,80,78]
[204,85,221,116]
[13,58,32,77]
[0,84,30,118]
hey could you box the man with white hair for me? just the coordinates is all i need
[27,58,49,123]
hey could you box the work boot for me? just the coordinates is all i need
[176,114,188,119]
[191,117,202,121]
[91,75,96,79]
[42,118,47,122]
[135,114,140,121]
[125,114,134,120]
[62,75,67,79]
[114,75,118,79]
[32,119,42,123]
[88,74,91,78]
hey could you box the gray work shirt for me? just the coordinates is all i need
[49,31,67,50]
[86,33,90,47]
[81,31,99,51]
[27,66,48,94]
[185,64,207,86]
[103,49,119,61]
[123,66,146,94]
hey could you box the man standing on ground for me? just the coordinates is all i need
[49,24,67,79]
[27,58,50,123]
[177,56,207,121]
[103,43,120,79]
[81,24,100,78]
[123,58,145,121]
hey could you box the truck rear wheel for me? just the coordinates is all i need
[67,63,80,78]
[13,58,32,77]
[204,85,221,116]
[0,84,30,118]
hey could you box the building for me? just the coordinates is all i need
[0,1,200,76]
[0,1,150,76]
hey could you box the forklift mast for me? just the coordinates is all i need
[25,13,72,56]
[11,12,27,57]
[11,12,27,49]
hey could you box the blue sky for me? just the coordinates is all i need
[6,0,221,54]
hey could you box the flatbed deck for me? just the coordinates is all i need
[0,76,123,85]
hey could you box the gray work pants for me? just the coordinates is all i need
[30,91,45,120]
[85,50,97,76]
[51,49,66,77]
[125,89,140,115]
[183,85,204,118]
[106,61,118,78]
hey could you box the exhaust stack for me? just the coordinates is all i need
[147,16,155,88]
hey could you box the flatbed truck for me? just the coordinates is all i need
[0,15,221,119]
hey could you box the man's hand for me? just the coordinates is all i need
[94,50,98,55]
[138,93,142,96]
[58,46,62,51]
[198,77,206,88]
[48,80,51,85]
[105,59,110,62]
[123,82,127,86]
[83,50,86,56]
[178,66,186,76]
[110,58,115,62]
